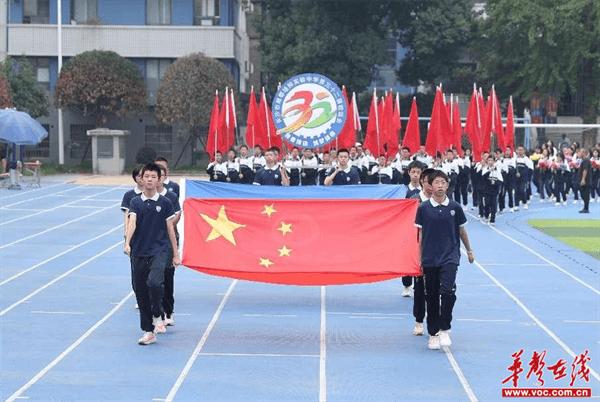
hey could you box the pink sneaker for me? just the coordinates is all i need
[138,332,156,345]
[153,317,167,334]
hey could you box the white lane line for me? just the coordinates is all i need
[0,242,122,316]
[0,202,120,250]
[320,286,327,402]
[0,224,123,286]
[480,263,551,267]
[0,187,120,226]
[328,312,410,316]
[464,249,600,383]
[443,346,479,402]
[164,280,238,402]
[2,185,84,208]
[198,352,319,358]
[243,314,298,318]
[456,318,512,322]
[0,207,45,211]
[5,291,133,402]
[0,181,69,201]
[30,311,85,315]
[348,316,404,320]
[467,211,600,295]
[563,320,600,324]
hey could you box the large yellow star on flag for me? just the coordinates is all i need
[259,257,274,268]
[262,204,277,217]
[278,245,292,257]
[200,206,245,245]
[277,222,293,236]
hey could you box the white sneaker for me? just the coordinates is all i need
[134,303,139,309]
[562,201,567,206]
[523,204,529,210]
[489,222,496,226]
[401,286,412,297]
[428,335,441,350]
[510,207,515,213]
[555,202,560,206]
[413,322,424,336]
[513,206,519,211]
[439,330,452,347]
[153,316,167,334]
[165,315,175,326]
[138,331,156,345]
[573,200,579,205]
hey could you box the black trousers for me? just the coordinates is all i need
[500,174,515,210]
[515,174,528,205]
[553,173,567,202]
[423,265,458,336]
[163,247,175,318]
[413,276,426,323]
[483,192,498,222]
[402,276,412,287]
[133,252,168,332]
[459,172,470,206]
[581,185,590,211]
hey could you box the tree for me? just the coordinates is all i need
[0,69,12,108]
[0,57,48,117]
[155,52,235,150]
[476,0,600,146]
[254,0,390,93]
[55,50,146,126]
[392,0,475,91]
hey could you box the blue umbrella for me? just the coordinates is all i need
[0,108,48,145]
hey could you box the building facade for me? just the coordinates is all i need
[5,0,254,167]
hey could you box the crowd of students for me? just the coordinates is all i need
[207,140,599,217]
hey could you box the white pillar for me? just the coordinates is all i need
[57,0,64,165]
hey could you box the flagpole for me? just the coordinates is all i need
[214,90,219,158]
[374,89,380,156]
[262,87,271,148]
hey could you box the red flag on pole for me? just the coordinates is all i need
[245,86,259,148]
[452,98,463,156]
[402,97,420,154]
[465,87,482,161]
[258,87,282,150]
[183,198,420,285]
[205,90,220,159]
[426,87,452,156]
[505,96,515,152]
[218,86,230,153]
[229,89,237,149]
[364,89,383,156]
[482,86,505,152]
[336,86,356,149]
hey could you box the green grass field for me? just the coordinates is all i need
[528,219,600,260]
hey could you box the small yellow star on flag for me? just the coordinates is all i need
[277,222,293,236]
[200,205,245,245]
[259,257,274,268]
[262,204,277,217]
[278,245,292,257]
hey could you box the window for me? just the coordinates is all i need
[29,58,50,90]
[146,0,171,25]
[24,124,50,158]
[23,0,50,24]
[146,59,172,104]
[194,0,220,25]
[71,0,98,24]
[97,137,113,158]
[69,124,94,161]
[145,125,173,161]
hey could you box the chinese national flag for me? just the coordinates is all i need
[183,198,420,285]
